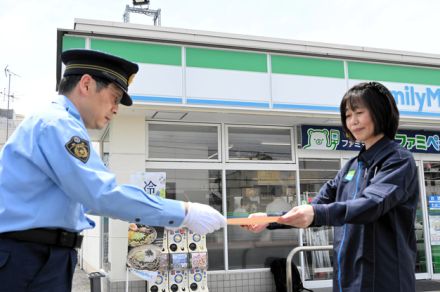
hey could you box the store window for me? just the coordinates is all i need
[226,170,298,269]
[146,168,225,270]
[299,158,340,280]
[227,126,293,161]
[146,124,298,270]
[424,162,440,273]
[102,217,110,271]
[148,122,220,160]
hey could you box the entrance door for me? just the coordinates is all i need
[421,161,440,279]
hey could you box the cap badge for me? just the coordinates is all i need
[128,73,136,85]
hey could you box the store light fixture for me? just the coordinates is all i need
[400,123,440,130]
[151,111,188,120]
[260,142,291,146]
[132,0,150,5]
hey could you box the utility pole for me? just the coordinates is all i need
[3,66,19,141]
[123,0,161,25]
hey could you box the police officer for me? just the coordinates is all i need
[0,49,226,292]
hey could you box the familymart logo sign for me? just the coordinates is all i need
[302,125,440,154]
[390,85,440,113]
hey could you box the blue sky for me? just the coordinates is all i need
[1,0,439,115]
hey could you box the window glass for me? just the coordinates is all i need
[228,127,292,161]
[424,162,440,273]
[146,168,224,270]
[226,170,297,269]
[299,158,339,280]
[102,217,109,271]
[148,123,219,160]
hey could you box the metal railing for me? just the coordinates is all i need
[286,245,333,292]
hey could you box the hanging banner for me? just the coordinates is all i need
[127,172,167,281]
[429,215,440,245]
[301,125,440,154]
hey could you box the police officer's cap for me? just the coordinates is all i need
[61,49,139,106]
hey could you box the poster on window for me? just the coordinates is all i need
[429,215,440,245]
[126,172,167,281]
[429,195,440,211]
[131,172,166,197]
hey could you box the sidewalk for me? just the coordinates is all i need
[416,279,440,292]
[73,266,90,292]
[310,281,440,292]
[72,265,440,292]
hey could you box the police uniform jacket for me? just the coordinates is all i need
[0,95,185,233]
[312,136,419,292]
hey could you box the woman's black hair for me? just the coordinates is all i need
[340,82,399,140]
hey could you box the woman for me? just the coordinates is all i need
[247,82,419,292]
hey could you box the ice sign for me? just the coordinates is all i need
[144,180,157,194]
[131,172,166,198]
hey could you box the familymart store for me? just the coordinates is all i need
[58,18,440,291]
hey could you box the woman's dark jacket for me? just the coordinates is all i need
[312,137,419,292]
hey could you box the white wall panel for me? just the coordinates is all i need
[129,63,183,98]
[272,74,346,106]
[186,67,270,101]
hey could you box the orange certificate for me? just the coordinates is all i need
[227,216,281,225]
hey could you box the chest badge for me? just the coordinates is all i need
[65,136,90,163]
[345,169,356,181]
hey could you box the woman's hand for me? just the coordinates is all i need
[241,212,269,233]
[277,205,314,228]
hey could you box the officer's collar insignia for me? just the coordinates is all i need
[65,136,90,163]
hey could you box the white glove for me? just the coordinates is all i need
[182,202,226,235]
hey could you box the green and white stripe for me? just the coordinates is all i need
[60,35,440,116]
[348,61,440,86]
[185,47,269,104]
[348,62,440,116]
[271,55,346,109]
[91,38,181,66]
[91,38,183,101]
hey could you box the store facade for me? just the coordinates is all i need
[57,19,440,291]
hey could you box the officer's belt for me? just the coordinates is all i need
[0,228,83,249]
